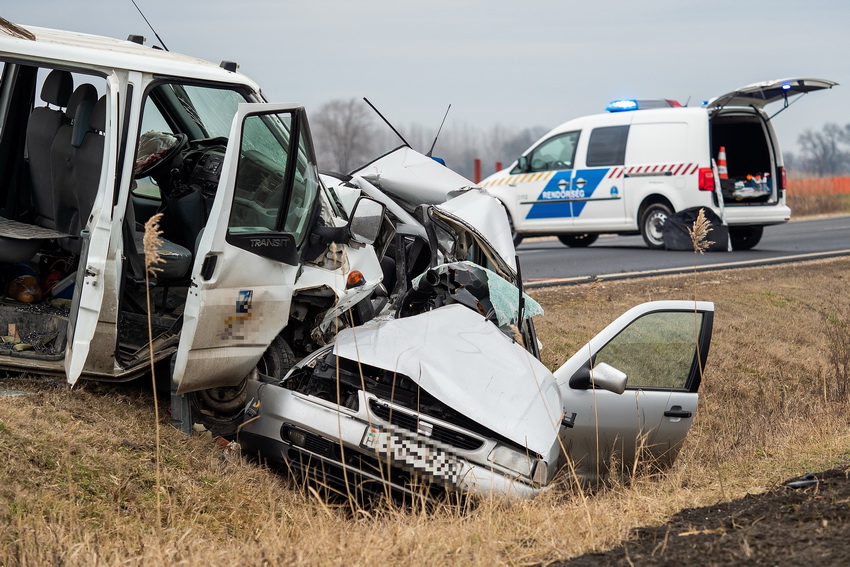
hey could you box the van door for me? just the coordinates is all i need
[555,301,713,479]
[707,77,837,110]
[65,87,119,386]
[509,130,580,232]
[173,103,321,394]
[570,125,629,232]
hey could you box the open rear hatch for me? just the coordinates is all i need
[707,77,837,110]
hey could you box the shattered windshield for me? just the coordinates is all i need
[166,84,247,138]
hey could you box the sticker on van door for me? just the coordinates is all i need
[221,289,254,340]
[525,168,610,219]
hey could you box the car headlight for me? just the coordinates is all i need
[488,445,541,479]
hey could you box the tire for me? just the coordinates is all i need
[189,335,294,438]
[640,202,673,249]
[558,234,598,247]
[729,225,763,251]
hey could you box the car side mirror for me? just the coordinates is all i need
[569,362,628,394]
[516,155,529,172]
[348,197,385,245]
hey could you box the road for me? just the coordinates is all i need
[518,215,850,287]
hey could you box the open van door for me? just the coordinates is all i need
[707,77,837,110]
[173,103,321,394]
[554,301,714,480]
[65,89,120,386]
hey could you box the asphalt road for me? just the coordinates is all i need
[518,215,850,287]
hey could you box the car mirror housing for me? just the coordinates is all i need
[568,362,628,394]
[516,155,529,172]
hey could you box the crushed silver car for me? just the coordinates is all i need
[238,147,714,498]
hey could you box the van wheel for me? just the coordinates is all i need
[729,226,763,250]
[188,335,294,438]
[640,203,672,249]
[504,206,523,246]
[558,234,598,247]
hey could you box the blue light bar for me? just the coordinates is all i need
[606,99,639,112]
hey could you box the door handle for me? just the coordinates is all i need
[664,408,693,419]
[574,178,587,188]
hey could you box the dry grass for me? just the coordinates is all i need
[3,258,850,566]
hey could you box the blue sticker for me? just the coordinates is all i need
[610,186,619,196]
[236,290,253,314]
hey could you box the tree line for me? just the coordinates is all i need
[310,98,546,181]
[311,97,845,180]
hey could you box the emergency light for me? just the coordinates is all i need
[606,99,639,112]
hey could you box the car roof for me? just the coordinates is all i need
[0,21,260,90]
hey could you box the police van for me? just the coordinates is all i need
[480,78,836,250]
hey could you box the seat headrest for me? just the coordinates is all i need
[41,70,73,107]
[90,96,106,133]
[64,83,97,119]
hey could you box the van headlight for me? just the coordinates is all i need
[488,445,543,480]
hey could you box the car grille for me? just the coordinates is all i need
[368,400,484,451]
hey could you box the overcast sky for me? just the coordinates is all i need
[5,1,848,156]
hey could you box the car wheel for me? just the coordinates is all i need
[729,225,763,250]
[640,203,672,249]
[189,335,294,438]
[557,234,598,247]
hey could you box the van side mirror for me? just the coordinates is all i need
[516,155,529,173]
[569,362,628,394]
[348,197,385,245]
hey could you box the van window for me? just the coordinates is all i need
[586,125,629,167]
[626,122,688,164]
[516,131,580,173]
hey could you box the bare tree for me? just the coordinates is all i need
[797,123,850,176]
[311,98,379,173]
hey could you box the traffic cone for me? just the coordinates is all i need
[717,146,728,180]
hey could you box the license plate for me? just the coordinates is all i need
[361,425,464,485]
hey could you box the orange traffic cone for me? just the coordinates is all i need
[717,146,728,179]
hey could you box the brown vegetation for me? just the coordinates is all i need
[2,257,849,566]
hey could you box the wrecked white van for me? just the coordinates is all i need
[0,20,385,429]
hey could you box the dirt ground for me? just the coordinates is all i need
[562,464,850,566]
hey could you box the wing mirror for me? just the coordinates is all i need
[569,362,628,394]
[348,197,385,245]
[516,155,529,173]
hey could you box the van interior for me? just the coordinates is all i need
[710,112,778,205]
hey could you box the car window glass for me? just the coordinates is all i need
[519,131,580,173]
[586,125,629,167]
[230,111,318,247]
[594,311,702,389]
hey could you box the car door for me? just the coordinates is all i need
[65,86,119,385]
[172,103,321,394]
[509,130,580,231]
[570,124,629,232]
[554,300,714,481]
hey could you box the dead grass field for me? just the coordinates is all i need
[2,257,850,566]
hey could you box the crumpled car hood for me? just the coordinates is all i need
[333,304,562,455]
[352,146,476,205]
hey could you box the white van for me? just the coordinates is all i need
[0,21,387,430]
[481,78,836,250]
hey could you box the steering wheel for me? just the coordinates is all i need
[134,133,188,179]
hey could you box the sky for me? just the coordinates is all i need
[4,1,848,156]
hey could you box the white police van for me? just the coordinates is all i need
[481,78,836,250]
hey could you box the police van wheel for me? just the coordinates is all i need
[640,203,672,249]
[729,225,763,250]
[558,234,598,247]
[188,335,295,438]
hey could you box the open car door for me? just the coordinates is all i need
[554,300,714,481]
[173,103,321,394]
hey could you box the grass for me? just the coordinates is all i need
[2,257,850,566]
